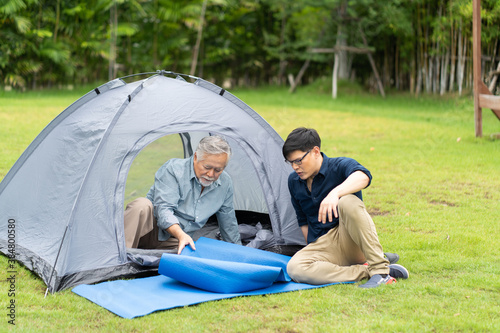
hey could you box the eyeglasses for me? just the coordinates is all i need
[285,149,312,166]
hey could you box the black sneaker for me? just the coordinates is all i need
[389,264,409,279]
[384,252,399,264]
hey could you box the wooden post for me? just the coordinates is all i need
[473,0,500,137]
[360,29,386,98]
[289,59,310,93]
[309,43,385,98]
[473,0,482,137]
[332,53,339,99]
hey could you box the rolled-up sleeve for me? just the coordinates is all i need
[215,184,242,245]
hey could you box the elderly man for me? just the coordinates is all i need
[124,135,241,254]
[282,127,408,288]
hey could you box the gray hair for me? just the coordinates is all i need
[195,135,232,161]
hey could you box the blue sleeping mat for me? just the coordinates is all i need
[72,238,351,318]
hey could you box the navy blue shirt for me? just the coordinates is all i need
[288,153,372,244]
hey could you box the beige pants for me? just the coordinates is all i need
[124,197,179,250]
[287,194,389,284]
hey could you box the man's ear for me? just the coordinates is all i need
[312,146,321,156]
[193,152,198,162]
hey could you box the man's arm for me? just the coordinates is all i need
[318,170,370,223]
[151,162,193,253]
[289,176,309,243]
[300,225,308,243]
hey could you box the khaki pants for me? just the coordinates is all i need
[287,194,389,284]
[124,197,179,250]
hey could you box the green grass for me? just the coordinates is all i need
[124,135,185,204]
[1,81,500,332]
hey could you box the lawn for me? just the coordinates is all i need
[0,80,499,332]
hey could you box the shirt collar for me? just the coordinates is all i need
[317,152,329,177]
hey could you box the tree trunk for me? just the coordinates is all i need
[367,52,386,98]
[416,3,423,96]
[127,35,133,74]
[416,67,423,96]
[488,39,499,91]
[335,2,349,80]
[277,5,288,85]
[426,56,432,94]
[190,0,207,76]
[395,43,400,90]
[410,56,416,94]
[108,1,118,80]
[488,58,500,93]
[440,47,450,95]
[332,53,339,99]
[289,59,310,93]
[433,43,440,94]
[457,24,466,96]
[359,29,385,98]
[423,5,431,94]
[449,23,457,92]
[54,0,61,42]
[383,46,390,88]
[489,39,498,80]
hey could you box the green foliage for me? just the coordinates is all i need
[0,0,499,92]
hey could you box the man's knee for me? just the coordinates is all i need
[125,197,153,214]
[124,198,155,248]
[124,197,154,230]
[286,254,309,283]
[286,257,302,282]
[338,194,364,218]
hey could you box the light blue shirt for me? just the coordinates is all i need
[146,156,241,245]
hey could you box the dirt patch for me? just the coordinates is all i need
[367,208,390,216]
[430,200,457,207]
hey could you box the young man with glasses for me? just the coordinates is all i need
[282,127,408,288]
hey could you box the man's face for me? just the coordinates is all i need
[286,147,321,181]
[193,152,228,187]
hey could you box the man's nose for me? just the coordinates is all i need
[292,163,300,171]
[207,169,215,177]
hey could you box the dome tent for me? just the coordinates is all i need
[0,71,304,293]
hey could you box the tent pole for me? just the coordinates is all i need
[44,225,70,294]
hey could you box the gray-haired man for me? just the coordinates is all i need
[124,135,241,254]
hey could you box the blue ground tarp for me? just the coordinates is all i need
[72,238,351,318]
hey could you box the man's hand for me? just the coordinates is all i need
[176,233,196,255]
[318,191,340,223]
[166,224,196,254]
[318,171,370,223]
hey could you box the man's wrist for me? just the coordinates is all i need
[329,188,341,199]
[166,223,184,238]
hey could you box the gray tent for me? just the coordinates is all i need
[0,71,304,293]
